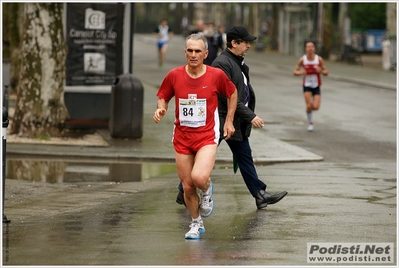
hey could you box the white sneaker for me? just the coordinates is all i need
[185,220,205,239]
[199,182,214,218]
[307,124,314,132]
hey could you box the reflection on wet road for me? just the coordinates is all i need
[6,157,177,183]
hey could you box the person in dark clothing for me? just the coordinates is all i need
[189,19,205,35]
[176,26,287,209]
[203,22,224,65]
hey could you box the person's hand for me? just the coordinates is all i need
[251,116,265,129]
[223,121,235,140]
[153,108,166,123]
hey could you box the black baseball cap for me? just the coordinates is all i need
[227,26,257,42]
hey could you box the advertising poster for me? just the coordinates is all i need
[66,3,123,86]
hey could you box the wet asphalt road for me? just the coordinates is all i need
[2,34,396,266]
[3,161,396,265]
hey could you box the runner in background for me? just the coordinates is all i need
[293,41,328,131]
[152,18,173,67]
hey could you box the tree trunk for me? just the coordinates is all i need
[174,3,184,35]
[249,3,259,37]
[10,3,69,138]
[338,3,348,55]
[320,3,333,59]
[269,4,280,51]
[2,3,23,95]
[386,2,397,38]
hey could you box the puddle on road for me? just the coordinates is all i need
[5,157,177,184]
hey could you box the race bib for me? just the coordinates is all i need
[305,74,318,88]
[179,98,207,127]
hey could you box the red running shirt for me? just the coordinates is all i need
[303,54,321,87]
[157,65,236,134]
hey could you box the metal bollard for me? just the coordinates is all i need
[2,107,10,223]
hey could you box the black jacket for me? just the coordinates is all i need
[204,31,224,65]
[212,48,257,141]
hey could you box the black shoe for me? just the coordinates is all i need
[176,190,186,207]
[255,190,287,209]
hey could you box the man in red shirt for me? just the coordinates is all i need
[154,34,237,239]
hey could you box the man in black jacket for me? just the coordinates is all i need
[176,26,287,209]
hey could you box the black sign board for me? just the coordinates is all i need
[65,3,123,86]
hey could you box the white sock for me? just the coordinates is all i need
[193,216,202,223]
[307,112,313,124]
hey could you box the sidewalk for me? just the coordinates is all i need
[6,86,324,165]
[5,34,397,164]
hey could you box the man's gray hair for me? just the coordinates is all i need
[185,33,208,51]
